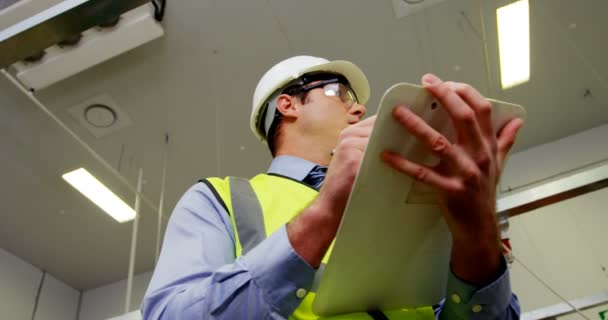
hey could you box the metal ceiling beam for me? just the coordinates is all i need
[0,0,151,69]
[497,162,608,217]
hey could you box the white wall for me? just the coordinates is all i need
[509,187,608,313]
[0,248,41,320]
[0,246,152,320]
[500,123,608,318]
[0,248,79,320]
[36,273,80,320]
[78,271,152,320]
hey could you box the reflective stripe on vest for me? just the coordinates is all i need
[204,174,435,320]
[229,176,267,254]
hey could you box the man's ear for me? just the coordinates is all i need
[276,94,299,119]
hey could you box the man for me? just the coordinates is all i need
[142,56,523,320]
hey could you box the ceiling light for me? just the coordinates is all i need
[62,168,135,223]
[497,0,530,89]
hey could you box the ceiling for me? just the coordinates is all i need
[1,0,607,291]
[0,0,21,11]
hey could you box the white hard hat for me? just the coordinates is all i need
[251,55,370,142]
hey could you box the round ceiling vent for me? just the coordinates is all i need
[84,104,117,128]
[69,94,132,138]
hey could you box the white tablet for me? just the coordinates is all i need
[313,83,526,316]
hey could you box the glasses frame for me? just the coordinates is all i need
[282,78,359,107]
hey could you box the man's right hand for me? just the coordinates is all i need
[318,116,376,218]
[287,115,375,268]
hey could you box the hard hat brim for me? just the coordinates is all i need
[251,60,370,142]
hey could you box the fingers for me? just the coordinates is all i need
[496,118,524,164]
[332,136,368,167]
[387,76,522,194]
[337,115,376,143]
[340,126,372,139]
[341,136,368,151]
[340,116,375,139]
[392,105,478,176]
[354,115,376,128]
[445,82,495,140]
[422,74,485,152]
[381,151,460,192]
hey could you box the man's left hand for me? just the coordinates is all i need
[381,73,523,285]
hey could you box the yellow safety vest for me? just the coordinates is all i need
[205,173,435,320]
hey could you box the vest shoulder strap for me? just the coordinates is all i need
[227,176,267,256]
[202,174,316,258]
[199,178,230,216]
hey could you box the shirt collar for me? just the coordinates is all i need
[267,155,319,181]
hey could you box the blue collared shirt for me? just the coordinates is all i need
[141,155,520,319]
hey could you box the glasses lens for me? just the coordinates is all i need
[323,83,357,108]
[340,84,357,106]
[323,83,340,97]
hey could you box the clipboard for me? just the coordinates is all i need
[312,83,526,316]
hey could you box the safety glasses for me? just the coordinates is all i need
[283,78,359,109]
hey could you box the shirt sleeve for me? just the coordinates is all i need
[141,183,316,320]
[438,257,521,320]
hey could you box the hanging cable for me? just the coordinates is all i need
[125,169,144,313]
[266,0,294,54]
[156,133,169,262]
[477,0,494,96]
[151,0,167,22]
[502,244,592,320]
[1,69,159,213]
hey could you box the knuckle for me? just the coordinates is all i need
[478,100,492,114]
[461,83,473,93]
[343,152,361,168]
[340,138,356,149]
[339,137,365,154]
[339,128,352,140]
[449,180,465,193]
[347,154,360,165]
[445,81,457,90]
[434,83,451,99]
[414,166,429,182]
[462,167,482,186]
[430,135,450,155]
[444,179,466,194]
[475,152,492,170]
[458,109,476,124]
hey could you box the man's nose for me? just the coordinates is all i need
[349,103,366,120]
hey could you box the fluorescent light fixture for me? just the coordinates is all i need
[62,168,135,223]
[496,0,530,89]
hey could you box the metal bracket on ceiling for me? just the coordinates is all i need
[0,0,151,69]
